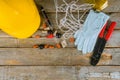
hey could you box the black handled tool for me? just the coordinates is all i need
[36,5,53,31]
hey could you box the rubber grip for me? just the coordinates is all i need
[105,22,116,40]
[99,22,107,38]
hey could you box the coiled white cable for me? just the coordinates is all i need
[54,0,94,39]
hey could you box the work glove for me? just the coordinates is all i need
[74,10,109,54]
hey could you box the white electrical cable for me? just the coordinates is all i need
[54,0,94,39]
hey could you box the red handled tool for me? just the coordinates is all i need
[90,21,116,66]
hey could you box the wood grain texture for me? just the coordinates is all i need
[0,48,119,66]
[0,0,119,79]
[0,66,119,80]
[77,66,120,80]
[0,66,77,80]
[0,30,119,48]
[35,0,120,12]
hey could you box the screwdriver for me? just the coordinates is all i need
[36,4,62,38]
[39,5,53,31]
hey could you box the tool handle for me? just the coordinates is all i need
[91,38,106,66]
[105,22,116,40]
[99,22,107,38]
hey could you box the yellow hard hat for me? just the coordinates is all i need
[0,0,40,38]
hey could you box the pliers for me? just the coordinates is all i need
[90,20,117,66]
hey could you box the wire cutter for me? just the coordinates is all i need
[90,21,117,66]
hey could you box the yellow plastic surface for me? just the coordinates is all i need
[0,0,40,38]
[85,0,108,11]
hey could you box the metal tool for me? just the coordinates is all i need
[36,5,53,31]
[36,4,62,38]
[90,21,116,66]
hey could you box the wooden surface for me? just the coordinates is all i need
[0,0,119,80]
[0,66,119,80]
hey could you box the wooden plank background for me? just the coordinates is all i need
[0,0,119,79]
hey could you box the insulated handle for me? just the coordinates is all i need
[105,22,116,40]
[99,22,107,38]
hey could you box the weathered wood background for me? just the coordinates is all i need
[0,0,119,80]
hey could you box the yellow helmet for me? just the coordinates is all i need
[0,0,40,38]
